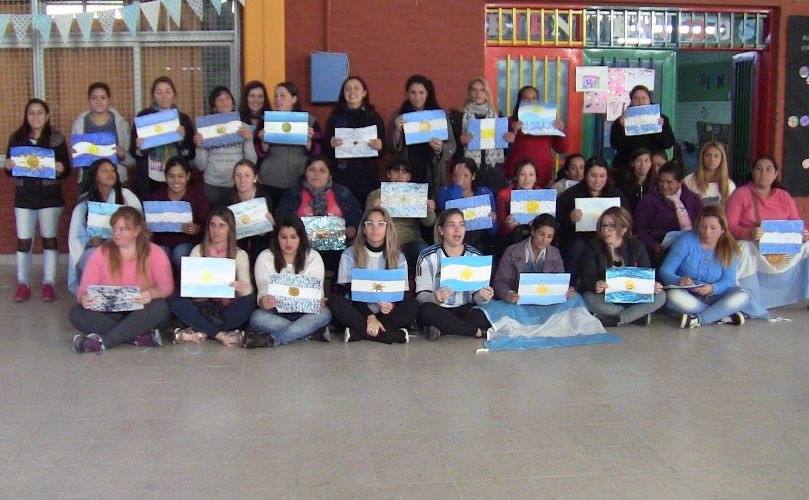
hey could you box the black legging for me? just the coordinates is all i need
[328,293,418,344]
[417,302,491,337]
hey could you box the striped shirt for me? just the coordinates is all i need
[415,243,483,308]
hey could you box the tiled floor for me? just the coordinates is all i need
[1,264,809,499]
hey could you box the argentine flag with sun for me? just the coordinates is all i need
[134,108,182,149]
[511,189,556,224]
[263,111,309,146]
[351,268,407,303]
[517,273,570,305]
[402,109,449,145]
[440,255,492,292]
[180,257,236,299]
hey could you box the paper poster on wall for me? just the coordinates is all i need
[575,66,609,92]
[622,68,656,92]
[605,96,627,122]
[583,92,607,114]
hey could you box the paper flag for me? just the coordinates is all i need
[97,9,116,37]
[229,197,273,239]
[575,197,620,232]
[180,256,236,298]
[351,268,407,303]
[624,104,663,136]
[135,109,182,149]
[518,104,564,137]
[334,125,378,158]
[760,220,804,255]
[402,109,449,145]
[517,273,571,305]
[53,13,74,42]
[75,12,94,41]
[9,146,56,179]
[195,111,244,148]
[143,200,193,232]
[0,15,11,39]
[187,0,204,21]
[467,117,508,150]
[33,14,52,42]
[440,255,493,292]
[161,0,183,27]
[72,132,118,167]
[141,0,162,32]
[11,15,31,44]
[87,201,123,238]
[263,111,309,145]
[605,267,655,304]
[88,285,143,312]
[380,182,428,218]
[120,3,140,35]
[268,274,322,314]
[301,216,346,251]
[445,194,493,231]
[209,0,223,15]
[510,189,556,224]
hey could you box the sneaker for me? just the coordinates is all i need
[41,284,56,302]
[73,333,104,354]
[396,328,409,344]
[13,283,30,302]
[343,327,351,343]
[423,325,441,341]
[632,314,652,327]
[133,329,162,348]
[242,331,274,349]
[312,326,331,343]
[728,312,745,326]
[680,314,700,329]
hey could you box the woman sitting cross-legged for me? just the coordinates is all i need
[168,206,256,347]
[580,206,666,327]
[659,205,750,328]
[328,207,418,344]
[415,208,493,340]
[70,207,173,353]
[244,216,332,347]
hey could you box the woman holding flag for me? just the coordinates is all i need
[415,208,493,340]
[329,207,417,344]
[437,159,498,254]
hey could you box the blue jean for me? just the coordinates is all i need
[583,290,667,325]
[168,294,257,337]
[15,206,62,285]
[249,308,332,345]
[161,243,195,273]
[665,286,751,325]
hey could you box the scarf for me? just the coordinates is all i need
[303,179,333,216]
[665,188,693,231]
[462,102,505,168]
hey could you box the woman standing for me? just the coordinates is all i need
[70,207,172,353]
[71,82,132,188]
[4,98,72,302]
[609,85,675,170]
[324,76,385,206]
[329,207,417,344]
[239,80,271,165]
[683,141,736,207]
[130,76,195,197]
[245,216,332,347]
[659,206,750,328]
[388,74,456,192]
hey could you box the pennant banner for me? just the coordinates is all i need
[120,3,140,35]
[209,0,223,15]
[53,13,74,42]
[141,0,162,32]
[161,0,183,27]
[33,14,52,42]
[97,9,116,37]
[0,15,11,39]
[75,12,94,41]
[187,0,204,21]
[11,14,31,44]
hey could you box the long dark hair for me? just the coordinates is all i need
[270,216,310,273]
[399,74,440,113]
[627,147,655,189]
[82,158,124,203]
[582,156,613,191]
[332,75,374,113]
[239,80,271,121]
[511,85,539,119]
[208,85,235,113]
[200,206,239,259]
[453,158,480,190]
[275,81,303,111]
[10,98,53,146]
[744,155,787,192]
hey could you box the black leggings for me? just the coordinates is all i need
[328,293,418,344]
[417,302,491,337]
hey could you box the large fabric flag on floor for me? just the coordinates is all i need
[351,268,407,303]
[440,255,492,292]
[479,293,623,351]
[736,239,809,317]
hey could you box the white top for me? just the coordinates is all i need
[253,249,324,305]
[684,173,736,207]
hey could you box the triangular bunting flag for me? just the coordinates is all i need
[10,14,31,44]
[33,14,53,42]
[53,13,74,42]
[209,0,222,16]
[140,0,162,32]
[238,0,245,6]
[161,0,182,27]
[97,9,116,37]
[186,0,204,21]
[75,12,95,41]
[0,15,10,38]
[120,3,140,35]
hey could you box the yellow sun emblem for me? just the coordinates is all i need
[461,269,474,281]
[625,280,635,291]
[215,125,227,135]
[535,285,549,295]
[26,155,40,168]
[531,105,542,114]
[200,270,213,284]
[240,213,251,225]
[281,122,292,133]
[463,209,476,220]
[87,144,100,155]
[371,282,385,292]
[525,200,540,213]
[288,286,300,297]
[154,124,164,133]
[419,121,431,132]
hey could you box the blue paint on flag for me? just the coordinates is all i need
[517,273,570,305]
[445,195,493,231]
[606,267,655,304]
[71,132,117,167]
[467,117,509,150]
[134,109,182,149]
[351,268,407,303]
[402,109,449,145]
[263,111,309,145]
[440,255,492,291]
[760,220,804,255]
[195,111,243,148]
[86,201,121,238]
[518,103,564,136]
[10,146,56,179]
[511,189,556,224]
[624,104,662,136]
[143,200,192,233]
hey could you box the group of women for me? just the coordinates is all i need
[4,74,807,354]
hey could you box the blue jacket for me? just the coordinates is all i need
[436,184,499,235]
[276,182,362,230]
[658,230,737,296]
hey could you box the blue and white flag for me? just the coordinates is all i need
[440,255,493,291]
[381,182,428,218]
[468,117,509,150]
[479,293,623,351]
[9,146,56,179]
[229,197,273,239]
[134,109,182,149]
[180,256,235,298]
[263,111,309,145]
[351,268,407,303]
[606,267,655,304]
[517,273,570,305]
[302,216,346,251]
[518,103,565,137]
[510,189,556,224]
[624,104,662,136]
[575,197,621,232]
[143,200,193,233]
[335,125,378,158]
[195,111,244,148]
[267,274,322,314]
[86,201,123,238]
[71,132,117,167]
[88,285,142,313]
[760,220,804,255]
[402,109,449,145]
[446,195,493,231]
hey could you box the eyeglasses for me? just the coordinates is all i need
[600,223,617,230]
[363,220,388,228]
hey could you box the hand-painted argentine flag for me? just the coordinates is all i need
[10,146,56,179]
[624,104,662,136]
[517,273,570,305]
[760,220,804,255]
[445,194,493,231]
[468,117,509,150]
[71,132,117,167]
[195,111,244,148]
[264,111,309,145]
[605,267,655,304]
[180,257,235,299]
[229,197,273,239]
[517,103,565,137]
[86,201,123,238]
[511,189,556,224]
[351,268,407,303]
[134,109,182,149]
[402,109,448,145]
[143,200,193,233]
[268,274,322,314]
[440,255,492,292]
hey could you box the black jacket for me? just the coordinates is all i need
[579,236,652,293]
[5,130,72,209]
[323,105,385,198]
[556,181,629,245]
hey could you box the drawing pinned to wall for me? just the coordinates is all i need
[575,66,609,92]
[583,92,607,114]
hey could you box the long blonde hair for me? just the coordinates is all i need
[462,77,494,110]
[103,206,152,283]
[199,206,239,259]
[696,205,738,268]
[352,207,401,270]
[695,141,732,204]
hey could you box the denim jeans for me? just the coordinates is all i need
[583,290,666,325]
[161,242,195,273]
[168,294,257,337]
[665,286,751,325]
[249,308,332,345]
[14,206,62,285]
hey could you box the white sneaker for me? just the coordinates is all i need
[343,327,351,343]
[398,328,409,344]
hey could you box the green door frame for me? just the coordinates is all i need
[581,49,677,160]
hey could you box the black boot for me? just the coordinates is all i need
[242,331,274,349]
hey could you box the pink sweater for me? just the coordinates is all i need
[725,182,800,240]
[76,242,175,300]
